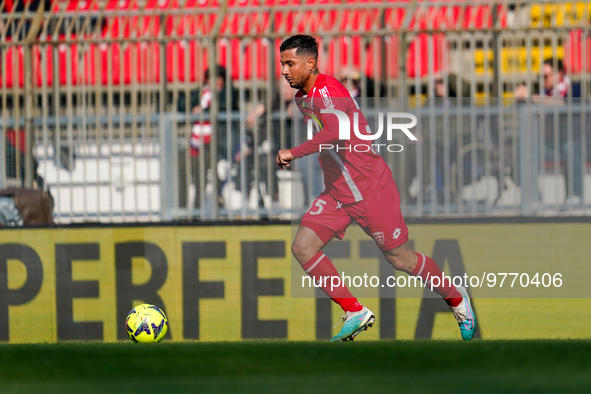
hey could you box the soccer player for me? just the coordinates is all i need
[276,35,476,342]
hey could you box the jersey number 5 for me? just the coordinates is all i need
[309,199,327,215]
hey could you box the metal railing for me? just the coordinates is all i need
[0,0,590,223]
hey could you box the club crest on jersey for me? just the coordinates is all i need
[319,87,334,109]
[372,231,385,245]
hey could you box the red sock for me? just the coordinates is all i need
[411,252,462,307]
[302,252,363,313]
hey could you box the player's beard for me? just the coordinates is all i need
[286,77,303,90]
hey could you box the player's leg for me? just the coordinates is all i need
[383,244,475,340]
[356,179,476,340]
[292,226,362,313]
[383,242,476,340]
[383,242,462,306]
[294,196,374,341]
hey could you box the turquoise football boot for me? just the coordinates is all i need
[330,307,375,342]
[450,285,476,340]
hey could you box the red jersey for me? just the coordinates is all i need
[290,73,393,204]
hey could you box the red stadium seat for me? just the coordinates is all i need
[58,43,80,86]
[165,1,214,83]
[166,40,206,83]
[565,30,591,74]
[100,43,140,85]
[0,46,21,88]
[48,42,93,87]
[47,0,515,85]
[218,3,271,80]
[31,46,44,87]
[406,33,447,78]
[0,44,42,88]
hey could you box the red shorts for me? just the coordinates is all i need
[300,178,409,251]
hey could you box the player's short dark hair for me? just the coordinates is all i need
[543,58,565,74]
[279,35,318,59]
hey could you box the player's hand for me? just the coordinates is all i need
[276,149,293,170]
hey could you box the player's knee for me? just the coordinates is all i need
[389,256,408,272]
[396,252,417,273]
[291,240,308,264]
[291,239,319,265]
[385,247,417,273]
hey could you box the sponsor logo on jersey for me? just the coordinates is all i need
[319,87,334,109]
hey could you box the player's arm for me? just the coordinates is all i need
[290,122,341,158]
[290,94,348,158]
[276,119,338,168]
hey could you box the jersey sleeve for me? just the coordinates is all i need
[290,86,350,159]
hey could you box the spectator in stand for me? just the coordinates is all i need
[514,58,581,104]
[177,65,238,210]
[244,77,306,206]
[339,68,362,98]
[514,58,585,204]
[338,67,384,99]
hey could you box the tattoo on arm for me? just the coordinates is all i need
[392,241,411,253]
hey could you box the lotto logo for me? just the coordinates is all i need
[393,228,402,239]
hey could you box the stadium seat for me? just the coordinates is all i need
[47,0,515,85]
[167,40,199,83]
[1,46,19,88]
[0,45,36,88]
[565,30,591,74]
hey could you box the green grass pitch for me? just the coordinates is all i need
[1,340,590,393]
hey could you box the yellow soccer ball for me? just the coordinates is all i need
[125,304,168,343]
